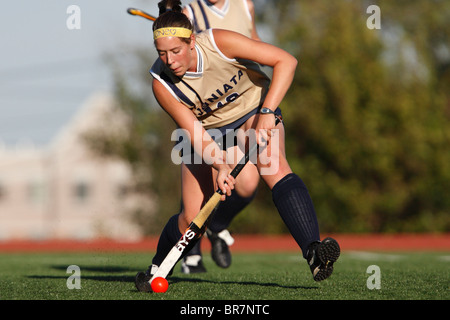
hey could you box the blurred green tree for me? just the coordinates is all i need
[267,0,450,232]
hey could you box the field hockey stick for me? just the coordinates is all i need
[127,8,156,21]
[149,117,281,284]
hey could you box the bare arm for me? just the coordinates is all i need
[212,29,298,141]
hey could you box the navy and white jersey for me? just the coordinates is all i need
[150,30,270,129]
[185,0,254,38]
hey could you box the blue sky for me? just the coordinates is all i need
[0,0,167,147]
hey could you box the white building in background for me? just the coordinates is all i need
[0,92,144,241]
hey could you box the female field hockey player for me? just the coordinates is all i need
[135,0,340,292]
[180,0,263,274]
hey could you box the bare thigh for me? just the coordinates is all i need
[209,143,260,198]
[240,114,292,189]
[179,161,215,232]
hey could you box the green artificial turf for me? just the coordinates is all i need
[0,251,448,302]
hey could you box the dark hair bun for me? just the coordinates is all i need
[158,0,183,15]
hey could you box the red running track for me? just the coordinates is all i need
[0,234,448,252]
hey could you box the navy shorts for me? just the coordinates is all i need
[174,106,283,161]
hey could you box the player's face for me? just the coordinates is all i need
[156,36,195,77]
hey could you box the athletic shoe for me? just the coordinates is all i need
[135,264,160,293]
[207,229,234,268]
[306,237,340,281]
[181,255,207,274]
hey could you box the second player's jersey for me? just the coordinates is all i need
[185,0,253,38]
[150,30,270,129]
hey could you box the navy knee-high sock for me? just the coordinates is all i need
[184,190,255,258]
[208,189,256,233]
[152,214,182,266]
[152,213,203,266]
[272,173,320,258]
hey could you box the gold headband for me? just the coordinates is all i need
[153,27,192,40]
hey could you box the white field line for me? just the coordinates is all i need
[345,251,404,261]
